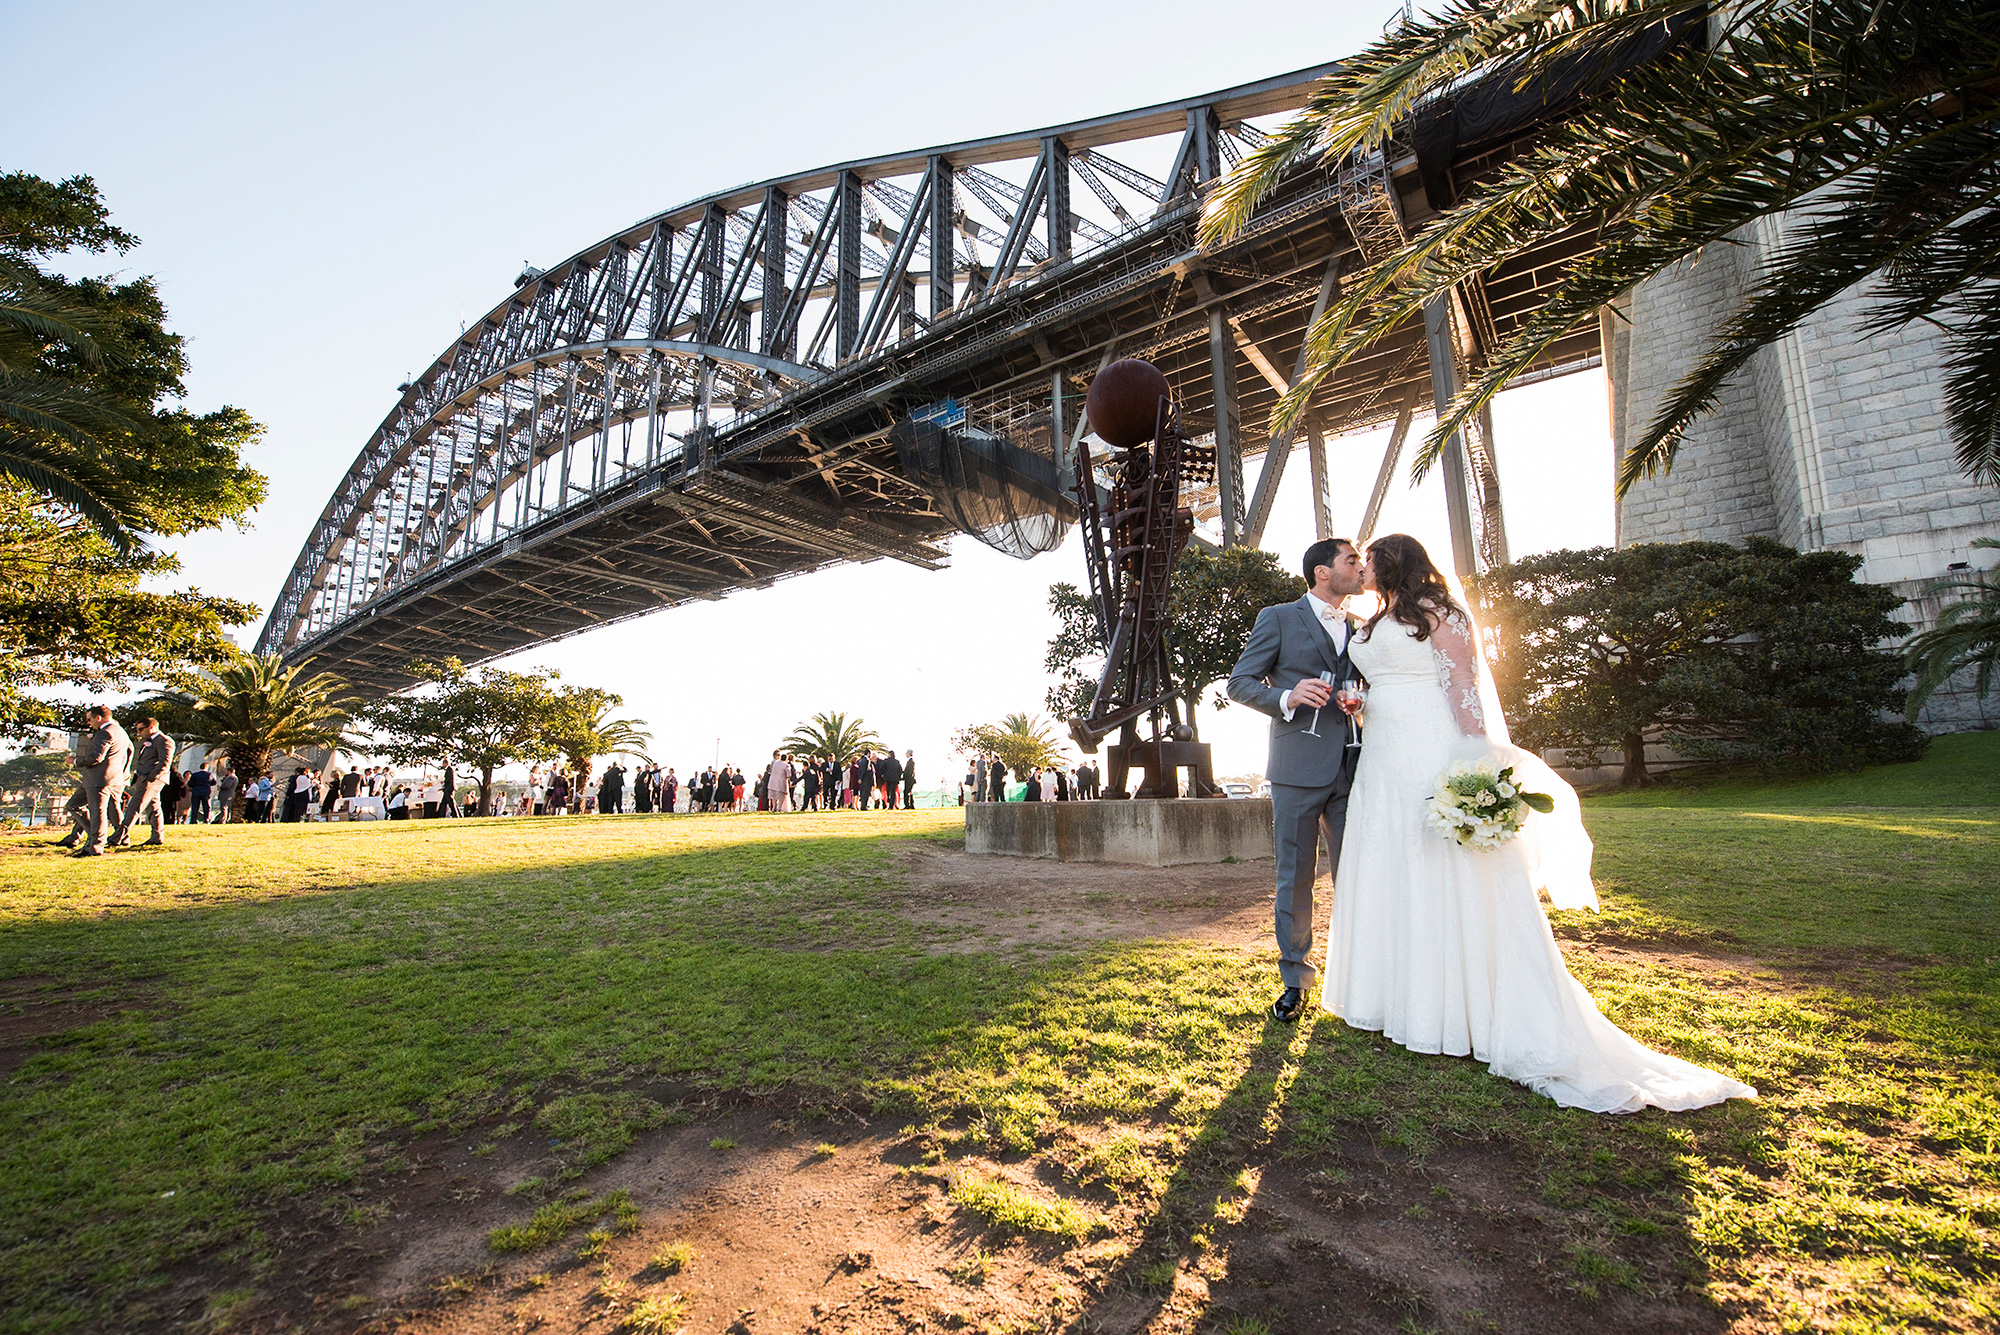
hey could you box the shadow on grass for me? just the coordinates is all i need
[0,824,1021,1333]
[1059,1014,1493,1332]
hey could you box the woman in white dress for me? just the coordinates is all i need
[1325,534,1755,1114]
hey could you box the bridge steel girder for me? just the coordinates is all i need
[262,60,1616,693]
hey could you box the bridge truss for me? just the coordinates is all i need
[261,62,1605,691]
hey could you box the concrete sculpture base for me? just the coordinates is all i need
[966,798,1273,866]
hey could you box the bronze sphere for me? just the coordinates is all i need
[1085,358,1171,449]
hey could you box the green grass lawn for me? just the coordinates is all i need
[1,735,1996,1333]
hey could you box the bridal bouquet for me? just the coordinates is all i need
[1425,756,1554,850]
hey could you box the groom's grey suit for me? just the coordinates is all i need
[1227,595,1361,990]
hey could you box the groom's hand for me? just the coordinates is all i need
[1290,677,1333,709]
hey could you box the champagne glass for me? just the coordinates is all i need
[1336,677,1366,749]
[1301,670,1335,738]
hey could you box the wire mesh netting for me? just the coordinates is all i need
[890,401,1076,559]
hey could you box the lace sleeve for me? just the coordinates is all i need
[1430,612,1487,737]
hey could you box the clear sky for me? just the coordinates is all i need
[6,0,1615,783]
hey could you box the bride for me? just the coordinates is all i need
[1326,533,1754,1114]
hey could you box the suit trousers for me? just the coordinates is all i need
[80,778,123,852]
[188,793,210,825]
[115,776,168,844]
[1269,778,1351,990]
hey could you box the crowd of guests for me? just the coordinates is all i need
[47,707,479,854]
[960,756,1104,803]
[540,748,923,815]
[47,708,971,855]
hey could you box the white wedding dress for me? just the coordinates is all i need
[1323,612,1756,1113]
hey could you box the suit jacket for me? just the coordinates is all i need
[877,755,903,787]
[129,730,174,786]
[1226,594,1361,790]
[902,758,915,786]
[78,720,132,787]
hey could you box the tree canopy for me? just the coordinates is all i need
[1046,545,1304,736]
[0,173,265,741]
[362,659,569,817]
[0,748,71,823]
[2,171,265,547]
[1202,0,2000,492]
[1471,540,1925,784]
[953,712,1064,777]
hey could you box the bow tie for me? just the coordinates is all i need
[1321,608,1343,622]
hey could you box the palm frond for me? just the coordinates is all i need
[1904,540,2000,716]
[0,434,142,554]
[1205,0,2000,497]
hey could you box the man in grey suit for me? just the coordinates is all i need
[73,705,132,858]
[1226,537,1368,1022]
[112,716,175,848]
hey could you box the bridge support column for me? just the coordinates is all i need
[762,187,793,359]
[1306,424,1333,541]
[929,157,955,321]
[699,204,726,342]
[1044,137,1070,262]
[835,169,862,361]
[1052,368,1072,495]
[1422,295,1477,579]
[1208,306,1245,547]
[1474,402,1509,566]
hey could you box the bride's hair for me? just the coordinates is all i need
[1361,533,1465,642]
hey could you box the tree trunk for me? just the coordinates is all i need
[478,764,496,817]
[1182,695,1202,741]
[229,745,272,821]
[1620,730,1649,787]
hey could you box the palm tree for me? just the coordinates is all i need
[552,702,652,794]
[1905,540,2000,719]
[159,651,368,819]
[1201,0,2000,493]
[956,711,1066,779]
[781,710,880,767]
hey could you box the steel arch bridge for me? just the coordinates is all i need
[260,62,1605,691]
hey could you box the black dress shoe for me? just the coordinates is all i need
[1272,986,1304,1023]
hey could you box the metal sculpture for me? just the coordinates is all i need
[1067,359,1221,799]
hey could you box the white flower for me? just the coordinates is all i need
[1476,790,1497,807]
[1497,782,1516,799]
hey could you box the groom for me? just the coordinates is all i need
[1227,537,1367,1022]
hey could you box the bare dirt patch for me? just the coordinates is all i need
[0,975,149,1077]
[890,844,1279,953]
[242,1111,1722,1335]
